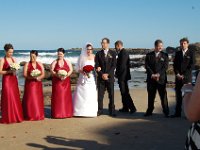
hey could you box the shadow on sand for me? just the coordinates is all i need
[27,111,190,150]
[27,92,190,150]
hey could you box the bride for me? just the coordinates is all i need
[73,43,98,117]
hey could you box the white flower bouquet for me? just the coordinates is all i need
[30,69,41,77]
[10,63,20,71]
[57,70,68,77]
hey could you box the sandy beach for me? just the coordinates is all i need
[0,88,190,150]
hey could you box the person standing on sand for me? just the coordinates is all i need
[144,39,169,117]
[50,48,73,119]
[171,37,195,118]
[22,50,45,121]
[115,40,137,114]
[95,38,117,117]
[73,43,98,117]
[0,43,24,124]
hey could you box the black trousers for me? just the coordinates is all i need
[147,82,169,115]
[118,80,136,111]
[175,80,184,115]
[97,80,115,114]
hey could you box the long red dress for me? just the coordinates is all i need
[0,57,24,124]
[22,62,44,121]
[51,59,73,118]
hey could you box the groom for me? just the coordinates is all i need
[95,38,117,117]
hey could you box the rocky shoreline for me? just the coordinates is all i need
[19,43,200,90]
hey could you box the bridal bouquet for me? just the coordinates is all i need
[83,65,94,78]
[30,69,41,77]
[10,63,20,71]
[57,69,68,78]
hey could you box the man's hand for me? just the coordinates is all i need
[151,74,155,80]
[177,74,184,80]
[151,73,160,81]
[96,67,101,72]
[102,74,109,80]
[155,73,160,81]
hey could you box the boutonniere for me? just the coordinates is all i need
[107,53,112,58]
[185,55,190,59]
[159,57,164,61]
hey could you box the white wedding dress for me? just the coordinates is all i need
[73,59,98,117]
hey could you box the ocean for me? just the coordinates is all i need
[0,50,81,65]
[0,50,147,88]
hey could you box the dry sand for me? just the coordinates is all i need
[0,88,191,150]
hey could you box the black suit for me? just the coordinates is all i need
[145,51,169,115]
[95,49,117,115]
[173,49,195,115]
[115,48,136,111]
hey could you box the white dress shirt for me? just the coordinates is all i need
[182,48,188,56]
[104,49,109,56]
[155,51,160,57]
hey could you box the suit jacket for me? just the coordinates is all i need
[95,49,117,82]
[145,51,169,84]
[115,48,131,81]
[173,49,195,84]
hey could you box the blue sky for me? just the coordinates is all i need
[0,0,199,49]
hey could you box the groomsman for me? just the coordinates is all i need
[115,40,137,114]
[95,38,117,117]
[144,40,169,117]
[171,38,195,118]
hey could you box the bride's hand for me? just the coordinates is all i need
[79,69,83,74]
[79,69,86,76]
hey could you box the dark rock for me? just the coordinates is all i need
[167,65,174,74]
[19,62,79,84]
[44,71,52,80]
[43,63,51,70]
[20,61,27,66]
[127,48,151,55]
[130,62,144,68]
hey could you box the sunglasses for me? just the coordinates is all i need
[87,48,93,50]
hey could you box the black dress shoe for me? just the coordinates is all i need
[144,112,152,117]
[97,111,103,116]
[130,109,137,114]
[109,113,117,117]
[170,114,181,118]
[164,114,169,118]
[109,110,117,117]
[119,108,129,113]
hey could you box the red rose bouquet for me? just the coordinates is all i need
[83,65,94,78]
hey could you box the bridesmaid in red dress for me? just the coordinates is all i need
[50,48,73,118]
[0,44,23,124]
[22,50,45,121]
